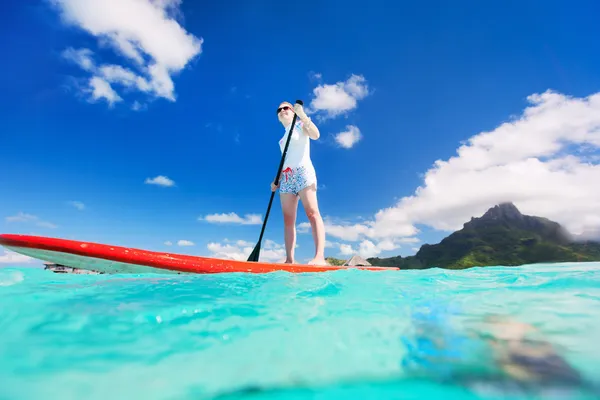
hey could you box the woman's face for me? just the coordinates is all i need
[277,102,294,125]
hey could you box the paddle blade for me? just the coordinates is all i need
[247,242,261,262]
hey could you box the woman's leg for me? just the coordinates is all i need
[280,193,299,263]
[299,184,326,265]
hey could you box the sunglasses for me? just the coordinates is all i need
[276,105,292,114]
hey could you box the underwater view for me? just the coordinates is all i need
[1,262,600,399]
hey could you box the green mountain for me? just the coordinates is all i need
[367,202,600,269]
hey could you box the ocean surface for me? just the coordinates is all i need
[1,262,600,400]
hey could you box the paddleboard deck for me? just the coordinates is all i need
[0,234,397,274]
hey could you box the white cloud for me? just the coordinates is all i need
[62,47,95,71]
[201,212,262,225]
[322,219,374,242]
[326,238,400,259]
[207,239,285,263]
[177,240,194,246]
[358,241,379,258]
[68,201,85,210]
[6,213,37,223]
[312,90,600,251]
[357,239,400,258]
[5,212,57,229]
[89,76,122,106]
[334,125,362,149]
[297,222,311,233]
[221,239,254,247]
[339,244,354,256]
[308,74,369,119]
[132,101,146,111]
[0,249,34,264]
[164,241,173,246]
[308,71,322,81]
[99,64,152,93]
[264,239,282,249]
[145,175,175,187]
[52,0,203,106]
[397,237,421,244]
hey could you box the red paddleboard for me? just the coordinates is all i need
[0,234,397,274]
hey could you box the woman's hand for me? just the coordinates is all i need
[271,181,278,192]
[294,103,308,120]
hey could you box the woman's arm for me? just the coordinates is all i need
[301,117,320,140]
[294,104,320,140]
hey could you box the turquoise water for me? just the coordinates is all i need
[1,262,600,399]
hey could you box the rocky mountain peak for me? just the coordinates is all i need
[480,202,523,222]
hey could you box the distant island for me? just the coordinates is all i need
[328,203,600,269]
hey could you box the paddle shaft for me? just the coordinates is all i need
[248,100,303,262]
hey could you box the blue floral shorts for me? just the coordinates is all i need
[279,165,317,195]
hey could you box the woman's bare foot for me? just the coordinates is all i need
[307,257,328,266]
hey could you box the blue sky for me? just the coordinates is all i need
[2,0,600,265]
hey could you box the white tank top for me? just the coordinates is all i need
[279,120,314,171]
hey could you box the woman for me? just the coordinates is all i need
[271,101,326,265]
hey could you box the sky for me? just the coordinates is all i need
[2,0,600,266]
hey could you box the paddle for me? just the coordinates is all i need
[247,99,303,262]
